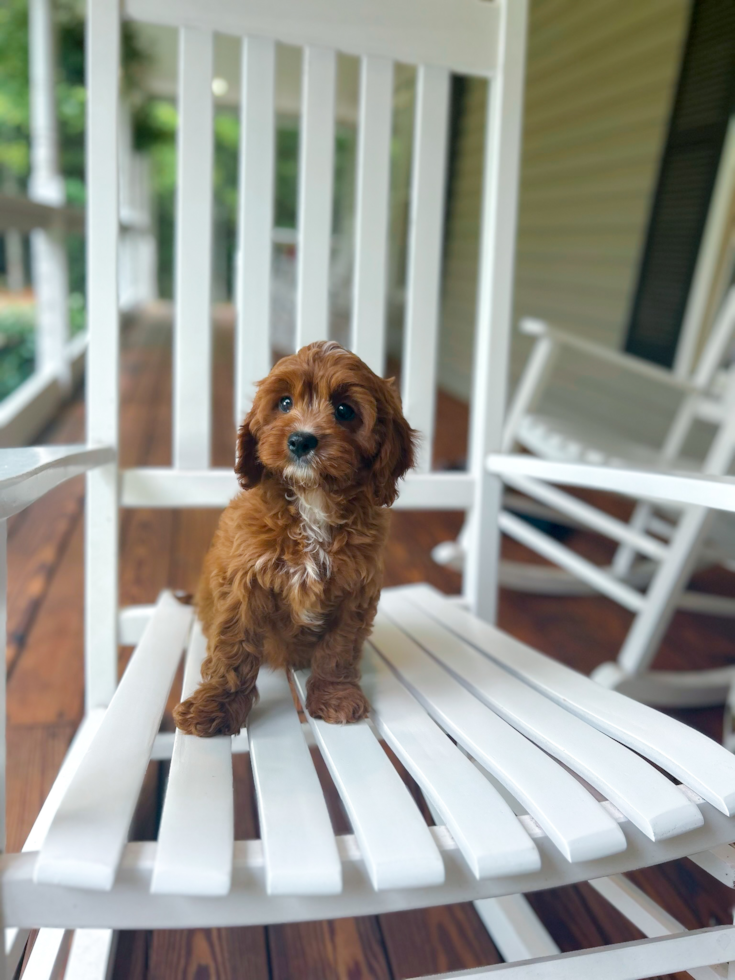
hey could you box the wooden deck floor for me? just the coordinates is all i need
[7,308,735,980]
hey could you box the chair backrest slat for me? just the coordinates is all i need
[350,56,394,377]
[295,46,337,349]
[173,27,214,468]
[123,0,500,77]
[86,0,121,710]
[235,37,276,424]
[402,65,451,473]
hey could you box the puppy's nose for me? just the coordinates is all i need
[288,431,319,459]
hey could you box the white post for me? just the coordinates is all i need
[85,0,121,711]
[464,0,529,622]
[28,0,70,389]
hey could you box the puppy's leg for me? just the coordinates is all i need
[174,629,261,737]
[305,593,378,724]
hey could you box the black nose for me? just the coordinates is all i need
[288,431,319,459]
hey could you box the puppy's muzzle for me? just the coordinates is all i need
[288,430,319,460]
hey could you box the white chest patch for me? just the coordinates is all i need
[289,488,335,587]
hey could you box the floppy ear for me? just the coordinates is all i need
[235,409,264,489]
[370,380,418,507]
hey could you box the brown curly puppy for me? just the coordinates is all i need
[173,341,416,737]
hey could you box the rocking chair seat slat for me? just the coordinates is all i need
[368,611,627,864]
[34,592,193,890]
[403,585,735,815]
[291,670,446,891]
[378,591,704,842]
[249,668,342,895]
[151,621,234,896]
[362,648,542,879]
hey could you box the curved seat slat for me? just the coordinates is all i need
[151,621,234,896]
[379,591,703,842]
[34,592,193,890]
[249,668,342,896]
[369,613,626,864]
[291,670,445,891]
[362,648,541,879]
[402,584,735,815]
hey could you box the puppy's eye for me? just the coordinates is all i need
[335,403,356,422]
[278,396,293,413]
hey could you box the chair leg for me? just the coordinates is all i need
[473,895,560,962]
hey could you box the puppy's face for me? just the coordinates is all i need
[236,341,416,506]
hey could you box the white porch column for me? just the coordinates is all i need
[28,0,70,388]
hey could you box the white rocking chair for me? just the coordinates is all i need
[7,2,735,979]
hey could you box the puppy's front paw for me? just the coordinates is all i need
[306,680,370,725]
[173,687,255,737]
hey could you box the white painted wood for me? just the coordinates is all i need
[21,928,69,980]
[500,472,668,561]
[369,611,626,863]
[248,668,341,895]
[120,467,475,510]
[123,0,501,77]
[691,287,735,388]
[474,895,560,962]
[499,510,645,613]
[689,845,735,888]
[291,669,445,891]
[85,0,121,712]
[9,804,735,929]
[517,318,700,394]
[593,663,735,708]
[151,620,234,896]
[4,710,106,976]
[502,336,559,452]
[362,647,541,879]
[589,877,722,980]
[64,929,117,980]
[415,926,735,979]
[464,0,529,622]
[35,593,193,890]
[402,585,735,815]
[173,27,214,469]
[488,455,735,515]
[235,37,275,423]
[0,446,113,519]
[351,56,394,376]
[295,47,336,349]
[402,65,450,473]
[0,521,6,859]
[378,592,702,842]
[118,604,156,646]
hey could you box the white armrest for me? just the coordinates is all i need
[518,318,700,394]
[0,444,115,518]
[487,453,735,513]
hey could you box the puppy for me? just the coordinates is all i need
[174,340,416,736]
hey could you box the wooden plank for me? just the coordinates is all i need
[173,26,214,469]
[351,56,394,376]
[295,46,336,349]
[368,611,626,864]
[401,585,735,816]
[413,924,735,979]
[249,668,341,895]
[235,36,275,422]
[34,593,193,889]
[402,65,450,472]
[378,591,702,843]
[291,669,445,891]
[380,903,503,978]
[123,0,501,78]
[147,928,270,980]
[268,917,392,980]
[151,620,234,896]
[362,648,540,878]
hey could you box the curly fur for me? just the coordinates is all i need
[173,341,417,736]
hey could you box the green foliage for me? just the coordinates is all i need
[0,305,35,400]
